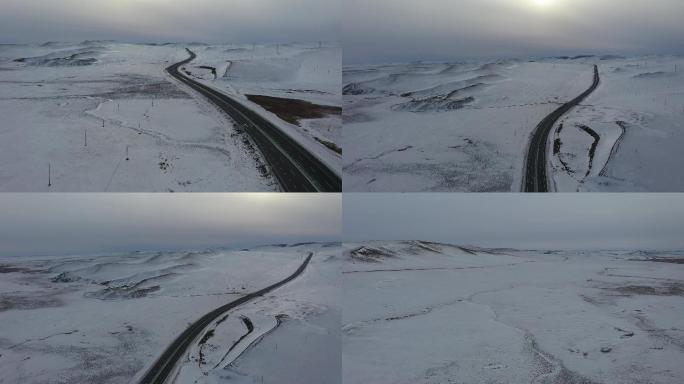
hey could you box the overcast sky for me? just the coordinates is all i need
[344,194,684,250]
[0,0,340,44]
[0,194,340,258]
[345,0,684,64]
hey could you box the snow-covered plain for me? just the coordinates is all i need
[0,243,340,384]
[343,55,684,192]
[343,241,684,384]
[0,41,341,191]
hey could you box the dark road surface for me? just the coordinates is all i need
[523,65,600,192]
[138,253,314,384]
[166,49,340,192]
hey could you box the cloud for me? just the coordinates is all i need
[0,194,341,257]
[0,0,340,44]
[344,0,684,63]
[343,194,684,250]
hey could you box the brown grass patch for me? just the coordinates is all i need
[246,94,341,126]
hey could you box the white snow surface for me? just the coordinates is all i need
[343,55,684,192]
[550,55,684,191]
[180,43,342,172]
[170,243,341,384]
[0,242,340,384]
[343,241,684,384]
[0,41,340,191]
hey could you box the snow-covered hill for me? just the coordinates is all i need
[0,243,341,384]
[343,241,684,384]
[343,55,684,192]
[0,41,341,191]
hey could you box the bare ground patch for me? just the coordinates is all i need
[0,292,64,312]
[245,94,341,126]
[607,282,684,297]
[0,265,30,274]
[646,257,684,264]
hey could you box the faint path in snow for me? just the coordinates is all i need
[8,329,79,350]
[104,155,125,192]
[598,121,627,177]
[344,145,414,170]
[342,298,464,334]
[85,101,255,191]
[467,287,599,384]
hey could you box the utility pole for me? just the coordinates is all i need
[126,145,129,161]
[84,128,87,147]
[48,163,51,187]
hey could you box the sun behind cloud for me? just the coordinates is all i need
[529,0,557,8]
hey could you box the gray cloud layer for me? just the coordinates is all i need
[345,0,684,63]
[344,194,684,250]
[0,0,340,44]
[0,194,341,257]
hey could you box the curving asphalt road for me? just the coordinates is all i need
[166,49,341,192]
[137,253,314,384]
[522,65,600,192]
